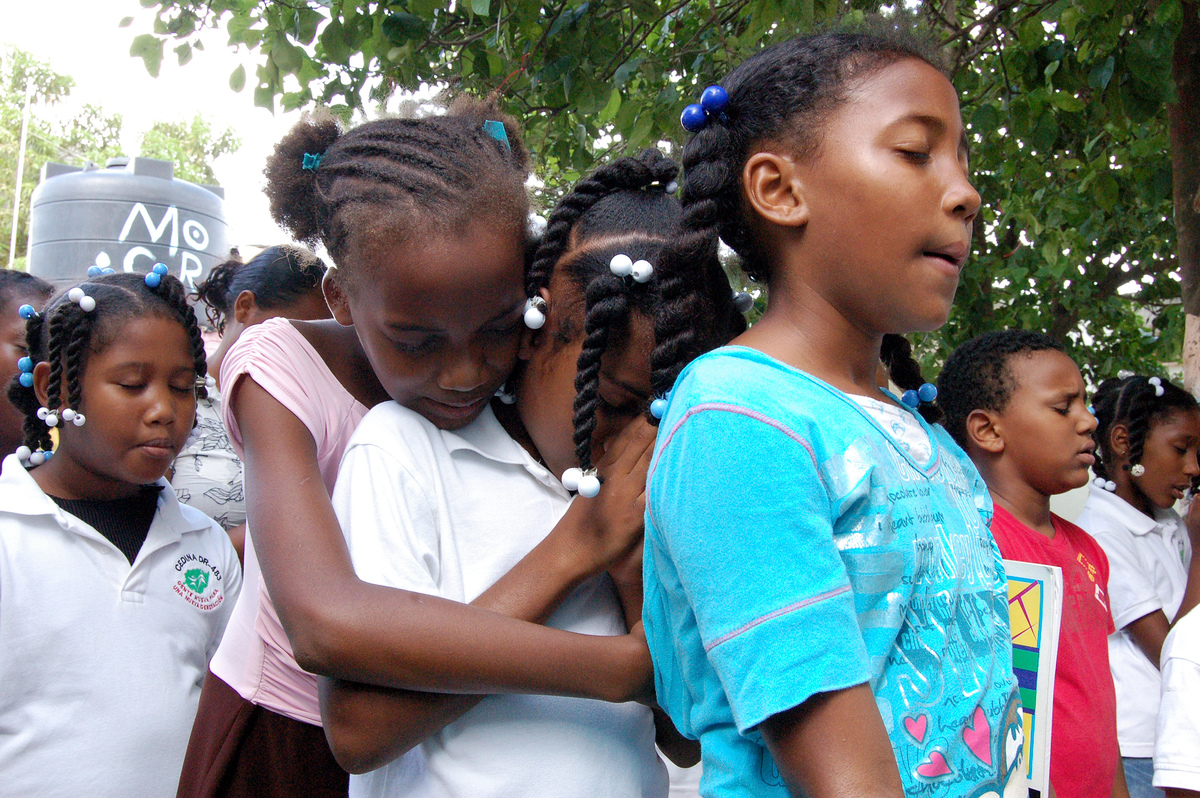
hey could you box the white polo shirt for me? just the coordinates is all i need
[1154,606,1200,790]
[1075,488,1192,756]
[331,402,667,798]
[0,454,241,798]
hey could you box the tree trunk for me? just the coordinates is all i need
[1173,1,1200,392]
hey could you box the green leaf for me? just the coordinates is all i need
[320,19,350,64]
[119,16,134,28]
[229,64,246,92]
[597,87,621,124]
[174,42,192,66]
[129,33,164,78]
[471,0,490,16]
[1089,56,1116,91]
[254,83,276,111]
[1051,90,1085,112]
[1093,172,1118,211]
[382,11,427,44]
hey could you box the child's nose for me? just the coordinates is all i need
[437,345,489,394]
[944,165,981,225]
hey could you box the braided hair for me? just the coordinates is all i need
[195,245,327,333]
[524,149,742,472]
[937,330,1065,450]
[6,271,208,458]
[1092,375,1199,484]
[652,26,945,407]
[264,97,530,278]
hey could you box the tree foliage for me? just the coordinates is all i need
[134,0,1190,379]
[140,113,242,185]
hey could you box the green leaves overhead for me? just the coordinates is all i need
[130,0,1189,378]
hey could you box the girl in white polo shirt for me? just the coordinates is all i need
[1079,374,1200,798]
[322,149,744,797]
[0,270,241,798]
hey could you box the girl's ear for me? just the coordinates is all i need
[965,408,1005,455]
[743,149,809,228]
[322,269,354,326]
[518,286,552,360]
[32,360,52,409]
[1109,422,1131,460]
[232,290,258,325]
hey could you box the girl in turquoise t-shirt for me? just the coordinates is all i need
[642,26,1024,798]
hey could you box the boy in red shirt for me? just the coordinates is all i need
[938,330,1129,798]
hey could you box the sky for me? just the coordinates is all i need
[1,0,303,247]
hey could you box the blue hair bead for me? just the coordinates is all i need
[152,263,169,276]
[17,356,33,373]
[144,272,162,288]
[87,265,104,278]
[43,450,53,461]
[917,383,938,403]
[900,390,920,409]
[650,398,668,420]
[700,85,729,114]
[680,104,708,133]
[18,372,33,388]
[102,267,115,275]
[18,304,36,319]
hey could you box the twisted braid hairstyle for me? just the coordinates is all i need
[1091,375,1199,484]
[264,97,530,281]
[652,25,945,404]
[5,271,208,457]
[195,245,327,333]
[524,149,742,471]
[936,330,1064,450]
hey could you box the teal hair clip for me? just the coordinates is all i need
[482,120,510,151]
[302,152,324,171]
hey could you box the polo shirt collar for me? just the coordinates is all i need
[1085,486,1158,537]
[0,453,210,551]
[442,406,571,498]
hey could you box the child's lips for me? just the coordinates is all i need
[138,439,176,458]
[1078,451,1096,466]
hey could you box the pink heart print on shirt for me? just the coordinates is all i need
[903,714,928,744]
[915,751,952,778]
[962,706,992,766]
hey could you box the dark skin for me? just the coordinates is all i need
[320,266,698,773]
[1103,408,1200,667]
[962,349,1129,798]
[1,291,49,457]
[227,222,653,742]
[729,59,979,796]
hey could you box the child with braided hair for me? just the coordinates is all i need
[320,148,727,797]
[0,270,241,797]
[1076,375,1200,797]
[178,101,659,797]
[0,269,53,456]
[641,26,1023,798]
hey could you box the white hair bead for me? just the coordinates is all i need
[577,471,601,498]
[1105,480,1117,491]
[72,413,85,427]
[29,451,45,466]
[15,445,31,461]
[67,287,84,303]
[1131,464,1145,477]
[630,260,654,283]
[37,407,49,419]
[61,408,76,422]
[609,254,633,277]
[79,296,96,312]
[561,467,583,492]
[44,413,58,428]
[523,297,546,330]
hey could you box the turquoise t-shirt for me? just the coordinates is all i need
[644,347,1023,797]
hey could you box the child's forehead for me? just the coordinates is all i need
[1003,348,1082,396]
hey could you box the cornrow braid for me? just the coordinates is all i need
[8,271,209,460]
[1092,375,1198,481]
[265,97,530,275]
[572,274,633,471]
[525,148,679,301]
[5,311,52,454]
[880,334,941,423]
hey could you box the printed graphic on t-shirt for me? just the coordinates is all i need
[823,430,1021,796]
[172,552,227,611]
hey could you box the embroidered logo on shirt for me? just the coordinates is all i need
[172,553,225,611]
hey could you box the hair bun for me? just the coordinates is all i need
[264,111,343,245]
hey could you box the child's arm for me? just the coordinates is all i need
[1124,499,1200,668]
[233,377,650,698]
[318,416,658,771]
[1112,756,1130,798]
[760,684,904,798]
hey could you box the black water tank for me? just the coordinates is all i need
[27,156,230,292]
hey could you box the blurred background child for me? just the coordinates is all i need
[0,269,52,457]
[938,330,1127,798]
[1078,375,1200,798]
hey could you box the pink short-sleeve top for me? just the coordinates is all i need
[209,317,369,725]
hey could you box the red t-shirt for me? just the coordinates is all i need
[991,506,1119,798]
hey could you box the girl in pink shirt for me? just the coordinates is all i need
[177,99,652,797]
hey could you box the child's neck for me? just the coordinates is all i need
[30,452,148,502]
[737,285,887,400]
[1113,478,1156,519]
[988,480,1055,539]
